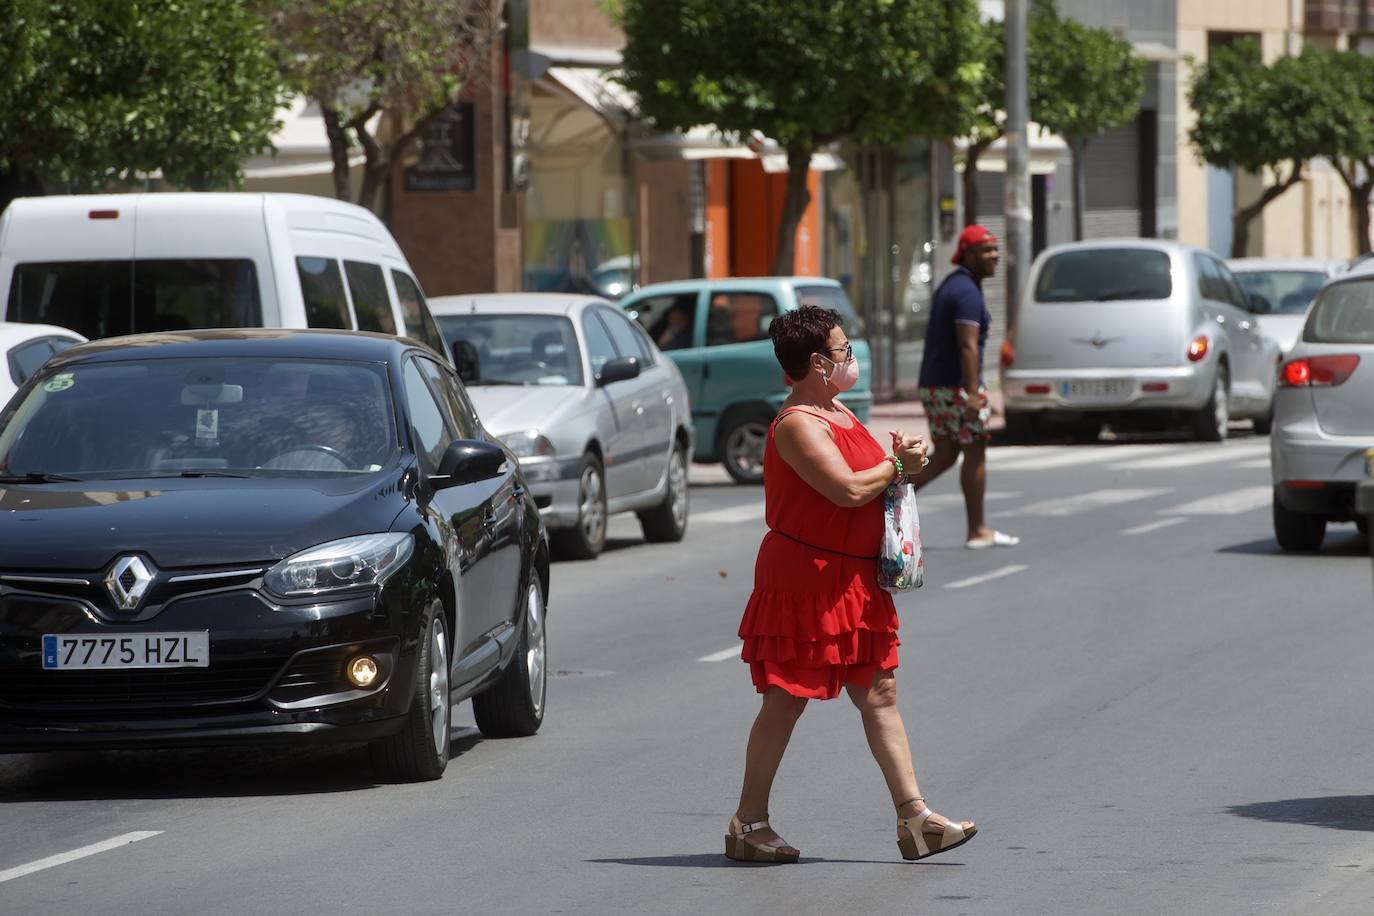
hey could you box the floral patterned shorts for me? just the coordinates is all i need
[919,386,991,444]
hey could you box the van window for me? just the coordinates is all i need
[1034,249,1172,303]
[8,259,262,339]
[297,258,352,329]
[344,261,396,334]
[705,292,779,347]
[1304,280,1374,344]
[796,284,867,337]
[391,270,449,359]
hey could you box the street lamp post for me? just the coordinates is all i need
[1003,0,1032,337]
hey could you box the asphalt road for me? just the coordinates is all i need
[3,431,1374,915]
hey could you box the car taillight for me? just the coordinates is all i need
[1279,354,1360,387]
[1000,339,1015,370]
[1187,335,1209,362]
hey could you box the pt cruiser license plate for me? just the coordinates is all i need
[1061,379,1130,401]
[42,633,210,670]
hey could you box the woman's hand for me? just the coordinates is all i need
[889,429,928,471]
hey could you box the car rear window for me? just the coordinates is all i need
[1304,280,1374,344]
[1233,270,1327,315]
[8,259,262,339]
[796,285,867,337]
[437,314,584,387]
[1033,249,1172,303]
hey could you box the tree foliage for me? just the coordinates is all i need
[1190,40,1352,257]
[0,0,282,199]
[258,0,505,214]
[616,0,988,274]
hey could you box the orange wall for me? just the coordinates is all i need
[721,159,820,277]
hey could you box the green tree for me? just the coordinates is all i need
[1321,51,1374,255]
[0,0,282,206]
[1189,40,1349,258]
[616,0,987,274]
[1031,9,1142,240]
[258,0,505,214]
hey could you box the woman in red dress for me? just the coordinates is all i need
[725,306,977,864]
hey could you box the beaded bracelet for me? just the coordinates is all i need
[887,454,904,482]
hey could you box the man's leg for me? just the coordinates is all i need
[960,440,991,541]
[913,434,960,490]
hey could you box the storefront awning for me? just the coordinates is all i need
[243,95,378,179]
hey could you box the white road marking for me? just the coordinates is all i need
[1110,441,1269,471]
[990,444,1174,472]
[1007,488,1171,518]
[944,564,1029,590]
[693,504,765,525]
[917,490,1020,510]
[1237,458,1270,469]
[1120,517,1188,536]
[1161,485,1272,516]
[0,831,163,884]
[699,645,742,662]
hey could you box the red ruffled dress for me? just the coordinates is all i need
[738,406,901,700]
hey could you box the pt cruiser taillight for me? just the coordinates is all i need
[1280,354,1360,387]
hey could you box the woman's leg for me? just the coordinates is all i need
[733,687,808,850]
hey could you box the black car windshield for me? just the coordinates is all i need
[437,314,584,386]
[1234,270,1327,314]
[0,357,397,479]
[1034,249,1173,302]
[796,285,867,337]
[1304,280,1374,344]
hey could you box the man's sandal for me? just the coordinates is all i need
[896,801,977,861]
[724,815,800,863]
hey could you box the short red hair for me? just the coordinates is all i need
[769,305,842,382]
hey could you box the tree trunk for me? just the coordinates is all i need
[962,138,994,227]
[1337,158,1374,256]
[1070,136,1087,241]
[1230,160,1305,259]
[320,105,354,202]
[771,145,814,276]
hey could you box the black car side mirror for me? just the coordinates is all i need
[432,440,507,489]
[597,356,640,387]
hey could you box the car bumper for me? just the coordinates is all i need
[1002,366,1211,414]
[514,456,583,530]
[1271,411,1374,518]
[0,578,421,752]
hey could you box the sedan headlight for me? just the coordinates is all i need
[265,533,414,597]
[503,429,555,459]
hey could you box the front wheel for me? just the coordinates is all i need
[1272,487,1326,552]
[369,602,450,781]
[638,442,689,542]
[473,576,547,738]
[552,453,606,560]
[721,413,770,484]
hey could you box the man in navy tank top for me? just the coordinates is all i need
[914,224,1019,550]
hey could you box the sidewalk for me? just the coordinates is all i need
[866,389,1006,441]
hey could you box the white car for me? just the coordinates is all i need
[1225,257,1345,354]
[0,322,85,407]
[428,294,693,560]
[1271,272,1374,550]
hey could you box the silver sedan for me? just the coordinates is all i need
[428,294,693,560]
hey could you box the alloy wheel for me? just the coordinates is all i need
[725,422,766,481]
[525,581,547,716]
[580,465,606,545]
[1212,375,1230,439]
[668,449,688,529]
[428,617,449,755]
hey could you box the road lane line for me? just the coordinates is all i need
[0,831,163,884]
[989,444,1171,472]
[693,504,765,525]
[944,564,1029,590]
[1121,517,1187,536]
[699,645,742,662]
[1007,488,1171,518]
[1160,485,1272,516]
[1111,441,1268,471]
[1237,458,1270,469]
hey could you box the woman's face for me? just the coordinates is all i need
[815,326,851,373]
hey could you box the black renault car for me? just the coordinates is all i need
[0,329,549,781]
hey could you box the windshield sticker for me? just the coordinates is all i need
[43,373,74,393]
[195,409,219,445]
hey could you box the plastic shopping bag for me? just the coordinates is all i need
[878,482,923,592]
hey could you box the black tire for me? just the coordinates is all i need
[1356,516,1369,537]
[720,412,771,484]
[1192,367,1230,442]
[473,576,547,738]
[638,442,689,542]
[1001,411,1039,445]
[369,602,450,781]
[1252,404,1273,436]
[1272,487,1326,552]
[552,452,606,560]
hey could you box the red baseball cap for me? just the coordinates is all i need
[951,224,997,264]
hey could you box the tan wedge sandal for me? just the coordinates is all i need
[896,800,976,861]
[724,815,800,863]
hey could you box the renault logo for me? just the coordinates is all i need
[105,556,154,611]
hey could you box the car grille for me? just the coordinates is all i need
[1,658,286,710]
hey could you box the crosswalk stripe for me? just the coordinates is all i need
[1161,485,1272,516]
[989,444,1174,472]
[944,564,1029,590]
[1007,488,1171,518]
[1121,517,1188,536]
[918,490,1020,510]
[693,504,765,525]
[0,831,163,884]
[699,645,742,662]
[1110,441,1268,471]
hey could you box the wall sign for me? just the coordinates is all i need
[405,102,476,192]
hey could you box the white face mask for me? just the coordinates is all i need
[819,353,860,392]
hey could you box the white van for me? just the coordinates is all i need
[0,192,451,360]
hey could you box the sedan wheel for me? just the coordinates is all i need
[369,603,450,781]
[473,577,547,737]
[553,454,607,560]
[722,415,769,484]
[639,443,689,542]
[1192,369,1229,442]
[1272,487,1326,552]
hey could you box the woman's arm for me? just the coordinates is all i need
[774,413,901,508]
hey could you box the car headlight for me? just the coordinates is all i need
[264,533,414,597]
[504,429,555,459]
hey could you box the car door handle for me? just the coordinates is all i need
[481,510,498,528]
[1215,314,1226,325]
[513,483,526,500]
[1239,320,1252,331]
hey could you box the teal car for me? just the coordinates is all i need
[620,277,873,483]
